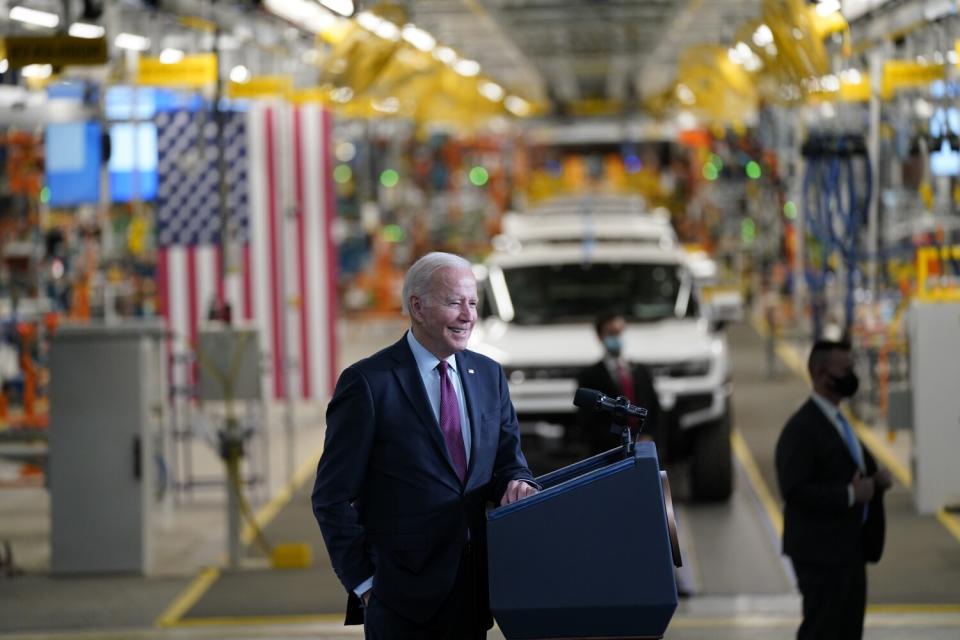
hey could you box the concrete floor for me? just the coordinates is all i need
[1,318,958,640]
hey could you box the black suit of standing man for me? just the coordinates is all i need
[576,312,662,457]
[312,252,538,640]
[775,340,892,640]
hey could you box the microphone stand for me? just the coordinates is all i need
[607,398,647,459]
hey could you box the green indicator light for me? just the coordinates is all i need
[741,218,756,245]
[702,163,718,181]
[380,169,399,188]
[382,224,405,243]
[746,161,762,179]
[469,166,489,186]
[783,200,798,219]
[40,187,51,203]
[333,164,352,183]
[709,154,723,170]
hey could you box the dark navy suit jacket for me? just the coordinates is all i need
[311,334,535,625]
[775,399,886,566]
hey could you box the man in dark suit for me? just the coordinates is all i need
[576,312,661,456]
[312,252,538,639]
[775,340,892,640]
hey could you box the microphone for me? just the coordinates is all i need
[573,387,648,419]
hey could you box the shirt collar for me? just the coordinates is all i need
[406,330,457,375]
[810,391,841,420]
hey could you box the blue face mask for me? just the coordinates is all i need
[602,336,623,357]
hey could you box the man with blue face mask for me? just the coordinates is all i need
[576,312,661,457]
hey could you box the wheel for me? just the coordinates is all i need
[690,412,733,502]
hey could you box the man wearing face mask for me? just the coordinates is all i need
[775,340,893,640]
[576,312,661,457]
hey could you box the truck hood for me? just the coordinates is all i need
[470,319,717,367]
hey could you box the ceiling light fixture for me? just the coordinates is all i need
[433,46,457,65]
[159,49,184,64]
[229,65,251,83]
[10,6,60,29]
[319,0,353,17]
[265,0,336,34]
[115,33,151,51]
[815,0,841,17]
[401,24,436,52]
[21,64,53,79]
[453,58,480,77]
[479,81,504,102]
[68,23,105,39]
[504,95,530,116]
[752,24,773,48]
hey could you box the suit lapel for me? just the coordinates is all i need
[390,338,461,482]
[807,399,859,465]
[456,351,481,485]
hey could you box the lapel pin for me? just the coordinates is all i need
[468,369,475,374]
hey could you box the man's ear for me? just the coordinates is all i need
[408,295,423,322]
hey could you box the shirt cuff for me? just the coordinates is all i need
[354,576,374,599]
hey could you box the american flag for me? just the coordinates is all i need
[156,102,338,402]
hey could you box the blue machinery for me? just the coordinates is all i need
[801,134,873,339]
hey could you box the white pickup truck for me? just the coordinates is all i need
[470,241,735,501]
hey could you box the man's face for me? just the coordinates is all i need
[815,349,856,397]
[599,316,626,341]
[410,266,478,359]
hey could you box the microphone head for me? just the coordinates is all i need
[573,387,603,410]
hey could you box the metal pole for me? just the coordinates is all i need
[866,51,882,306]
[213,26,241,569]
[792,115,806,333]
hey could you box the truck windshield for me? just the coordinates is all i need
[501,262,689,325]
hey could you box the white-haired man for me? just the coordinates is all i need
[313,251,538,639]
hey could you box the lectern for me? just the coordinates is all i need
[487,442,681,639]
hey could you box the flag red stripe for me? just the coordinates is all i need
[322,109,338,393]
[242,245,253,321]
[214,244,224,308]
[265,108,285,399]
[186,247,199,392]
[158,248,172,390]
[294,107,312,399]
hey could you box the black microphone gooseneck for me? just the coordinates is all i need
[573,388,648,457]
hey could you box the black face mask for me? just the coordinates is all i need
[828,371,859,398]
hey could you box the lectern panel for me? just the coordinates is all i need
[487,443,678,639]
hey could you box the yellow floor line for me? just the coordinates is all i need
[241,443,324,545]
[155,441,325,628]
[867,603,960,615]
[848,413,912,487]
[162,609,960,630]
[154,567,221,628]
[166,613,344,628]
[936,508,960,543]
[731,430,783,538]
[768,328,960,547]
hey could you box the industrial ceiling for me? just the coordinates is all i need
[405,0,764,109]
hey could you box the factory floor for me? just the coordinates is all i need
[1,319,958,640]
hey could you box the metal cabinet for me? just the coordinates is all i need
[49,322,166,574]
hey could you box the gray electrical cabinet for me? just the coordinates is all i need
[908,301,960,515]
[49,321,167,574]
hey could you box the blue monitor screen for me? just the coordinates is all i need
[45,121,102,207]
[109,122,158,202]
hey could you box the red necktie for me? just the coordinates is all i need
[617,361,634,403]
[437,361,467,482]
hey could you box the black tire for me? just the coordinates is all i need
[690,412,733,502]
